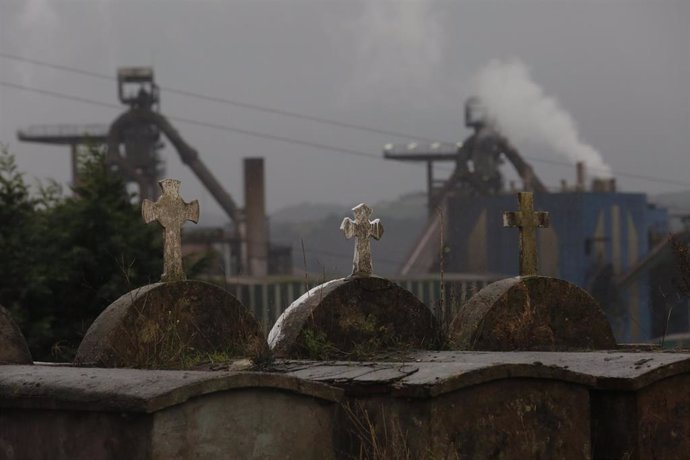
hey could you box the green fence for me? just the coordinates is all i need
[215,274,501,332]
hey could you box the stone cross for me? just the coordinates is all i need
[503,192,549,276]
[340,203,384,276]
[142,179,200,282]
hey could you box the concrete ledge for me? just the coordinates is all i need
[273,350,690,396]
[0,365,342,413]
[3,351,689,413]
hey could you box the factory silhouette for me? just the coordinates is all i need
[17,66,689,344]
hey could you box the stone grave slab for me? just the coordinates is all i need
[268,276,438,359]
[0,304,32,364]
[269,203,437,359]
[75,178,266,369]
[276,350,690,459]
[74,280,265,368]
[449,276,617,351]
[273,351,690,396]
[459,192,616,351]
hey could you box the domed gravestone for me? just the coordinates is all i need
[269,204,438,359]
[75,179,265,368]
[0,304,32,364]
[448,192,616,351]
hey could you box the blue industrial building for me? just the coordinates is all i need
[446,191,668,342]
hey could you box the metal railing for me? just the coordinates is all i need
[214,273,501,332]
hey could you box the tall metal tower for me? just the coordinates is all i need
[106,67,164,200]
[17,66,282,277]
[384,97,548,275]
[384,97,546,217]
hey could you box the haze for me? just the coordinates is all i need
[0,0,688,224]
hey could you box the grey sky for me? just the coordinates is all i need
[0,0,688,224]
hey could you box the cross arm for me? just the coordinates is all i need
[142,199,159,225]
[340,217,354,239]
[185,200,200,224]
[534,212,550,228]
[369,219,384,240]
[503,211,520,228]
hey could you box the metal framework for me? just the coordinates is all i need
[385,97,548,275]
[17,124,109,186]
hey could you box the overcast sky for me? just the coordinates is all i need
[1,0,688,224]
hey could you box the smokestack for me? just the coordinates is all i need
[591,177,617,193]
[244,158,268,277]
[576,162,586,192]
[560,179,568,192]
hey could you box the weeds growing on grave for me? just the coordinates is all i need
[109,288,265,370]
[435,205,454,350]
[299,313,419,362]
[342,402,461,460]
[671,234,690,298]
[659,234,690,348]
[342,402,413,460]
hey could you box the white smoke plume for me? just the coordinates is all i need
[345,1,443,102]
[472,58,612,178]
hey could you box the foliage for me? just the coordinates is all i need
[0,147,162,361]
[302,328,336,360]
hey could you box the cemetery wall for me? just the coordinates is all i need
[3,352,690,459]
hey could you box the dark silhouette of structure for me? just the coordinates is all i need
[385,97,547,275]
[17,67,288,277]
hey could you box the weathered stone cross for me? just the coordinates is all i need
[340,203,384,276]
[503,191,550,276]
[142,179,200,282]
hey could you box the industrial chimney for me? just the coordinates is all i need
[243,158,268,277]
[576,162,586,192]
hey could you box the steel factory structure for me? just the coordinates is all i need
[18,67,288,277]
[384,98,676,343]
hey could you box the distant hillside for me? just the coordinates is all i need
[652,191,690,213]
[269,193,427,276]
[651,190,690,232]
[270,202,345,225]
[269,192,427,224]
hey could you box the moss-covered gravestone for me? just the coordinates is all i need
[268,204,438,359]
[74,179,265,368]
[448,192,616,351]
[448,276,616,351]
[0,305,32,364]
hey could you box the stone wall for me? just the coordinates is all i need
[0,366,341,460]
[3,351,690,459]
